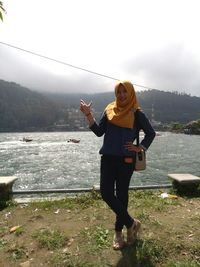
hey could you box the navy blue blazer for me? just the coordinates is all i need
[90,110,156,157]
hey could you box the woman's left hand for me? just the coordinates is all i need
[124,142,143,153]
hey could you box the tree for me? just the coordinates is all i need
[0,1,6,21]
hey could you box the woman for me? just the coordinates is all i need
[80,80,155,250]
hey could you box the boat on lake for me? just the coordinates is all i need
[67,138,80,143]
[22,137,33,142]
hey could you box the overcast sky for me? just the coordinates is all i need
[0,0,200,96]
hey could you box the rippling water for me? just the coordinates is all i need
[0,131,200,190]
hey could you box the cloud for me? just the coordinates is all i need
[1,0,200,97]
[124,44,200,96]
[0,45,117,93]
[1,44,200,96]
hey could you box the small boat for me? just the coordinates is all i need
[22,137,33,142]
[67,138,80,143]
[156,132,162,136]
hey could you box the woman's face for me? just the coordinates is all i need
[116,84,128,106]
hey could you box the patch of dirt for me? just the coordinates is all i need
[0,192,200,266]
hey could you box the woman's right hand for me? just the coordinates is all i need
[80,99,92,116]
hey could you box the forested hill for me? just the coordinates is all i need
[46,90,200,123]
[137,90,200,123]
[0,80,59,131]
[0,79,200,131]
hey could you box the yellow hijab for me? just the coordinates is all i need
[105,80,140,129]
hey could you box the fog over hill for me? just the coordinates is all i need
[45,90,200,123]
[1,79,200,131]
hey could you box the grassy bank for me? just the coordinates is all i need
[0,189,200,267]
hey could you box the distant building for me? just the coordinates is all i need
[150,104,161,128]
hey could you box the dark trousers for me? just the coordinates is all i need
[100,155,135,231]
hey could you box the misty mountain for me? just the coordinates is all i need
[0,80,59,131]
[1,79,200,132]
[45,90,200,123]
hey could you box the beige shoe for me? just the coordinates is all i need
[113,231,125,250]
[127,219,141,245]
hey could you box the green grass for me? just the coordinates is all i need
[81,225,110,250]
[32,228,68,250]
[14,226,24,236]
[165,260,200,267]
[135,239,165,267]
[1,189,200,266]
[29,192,102,211]
[8,246,27,261]
[0,238,7,249]
[49,253,94,267]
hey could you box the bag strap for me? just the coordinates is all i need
[136,131,140,146]
[135,110,140,146]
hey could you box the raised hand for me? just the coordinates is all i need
[80,99,92,116]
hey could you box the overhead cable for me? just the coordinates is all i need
[0,41,159,90]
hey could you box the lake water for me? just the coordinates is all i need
[0,131,200,191]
